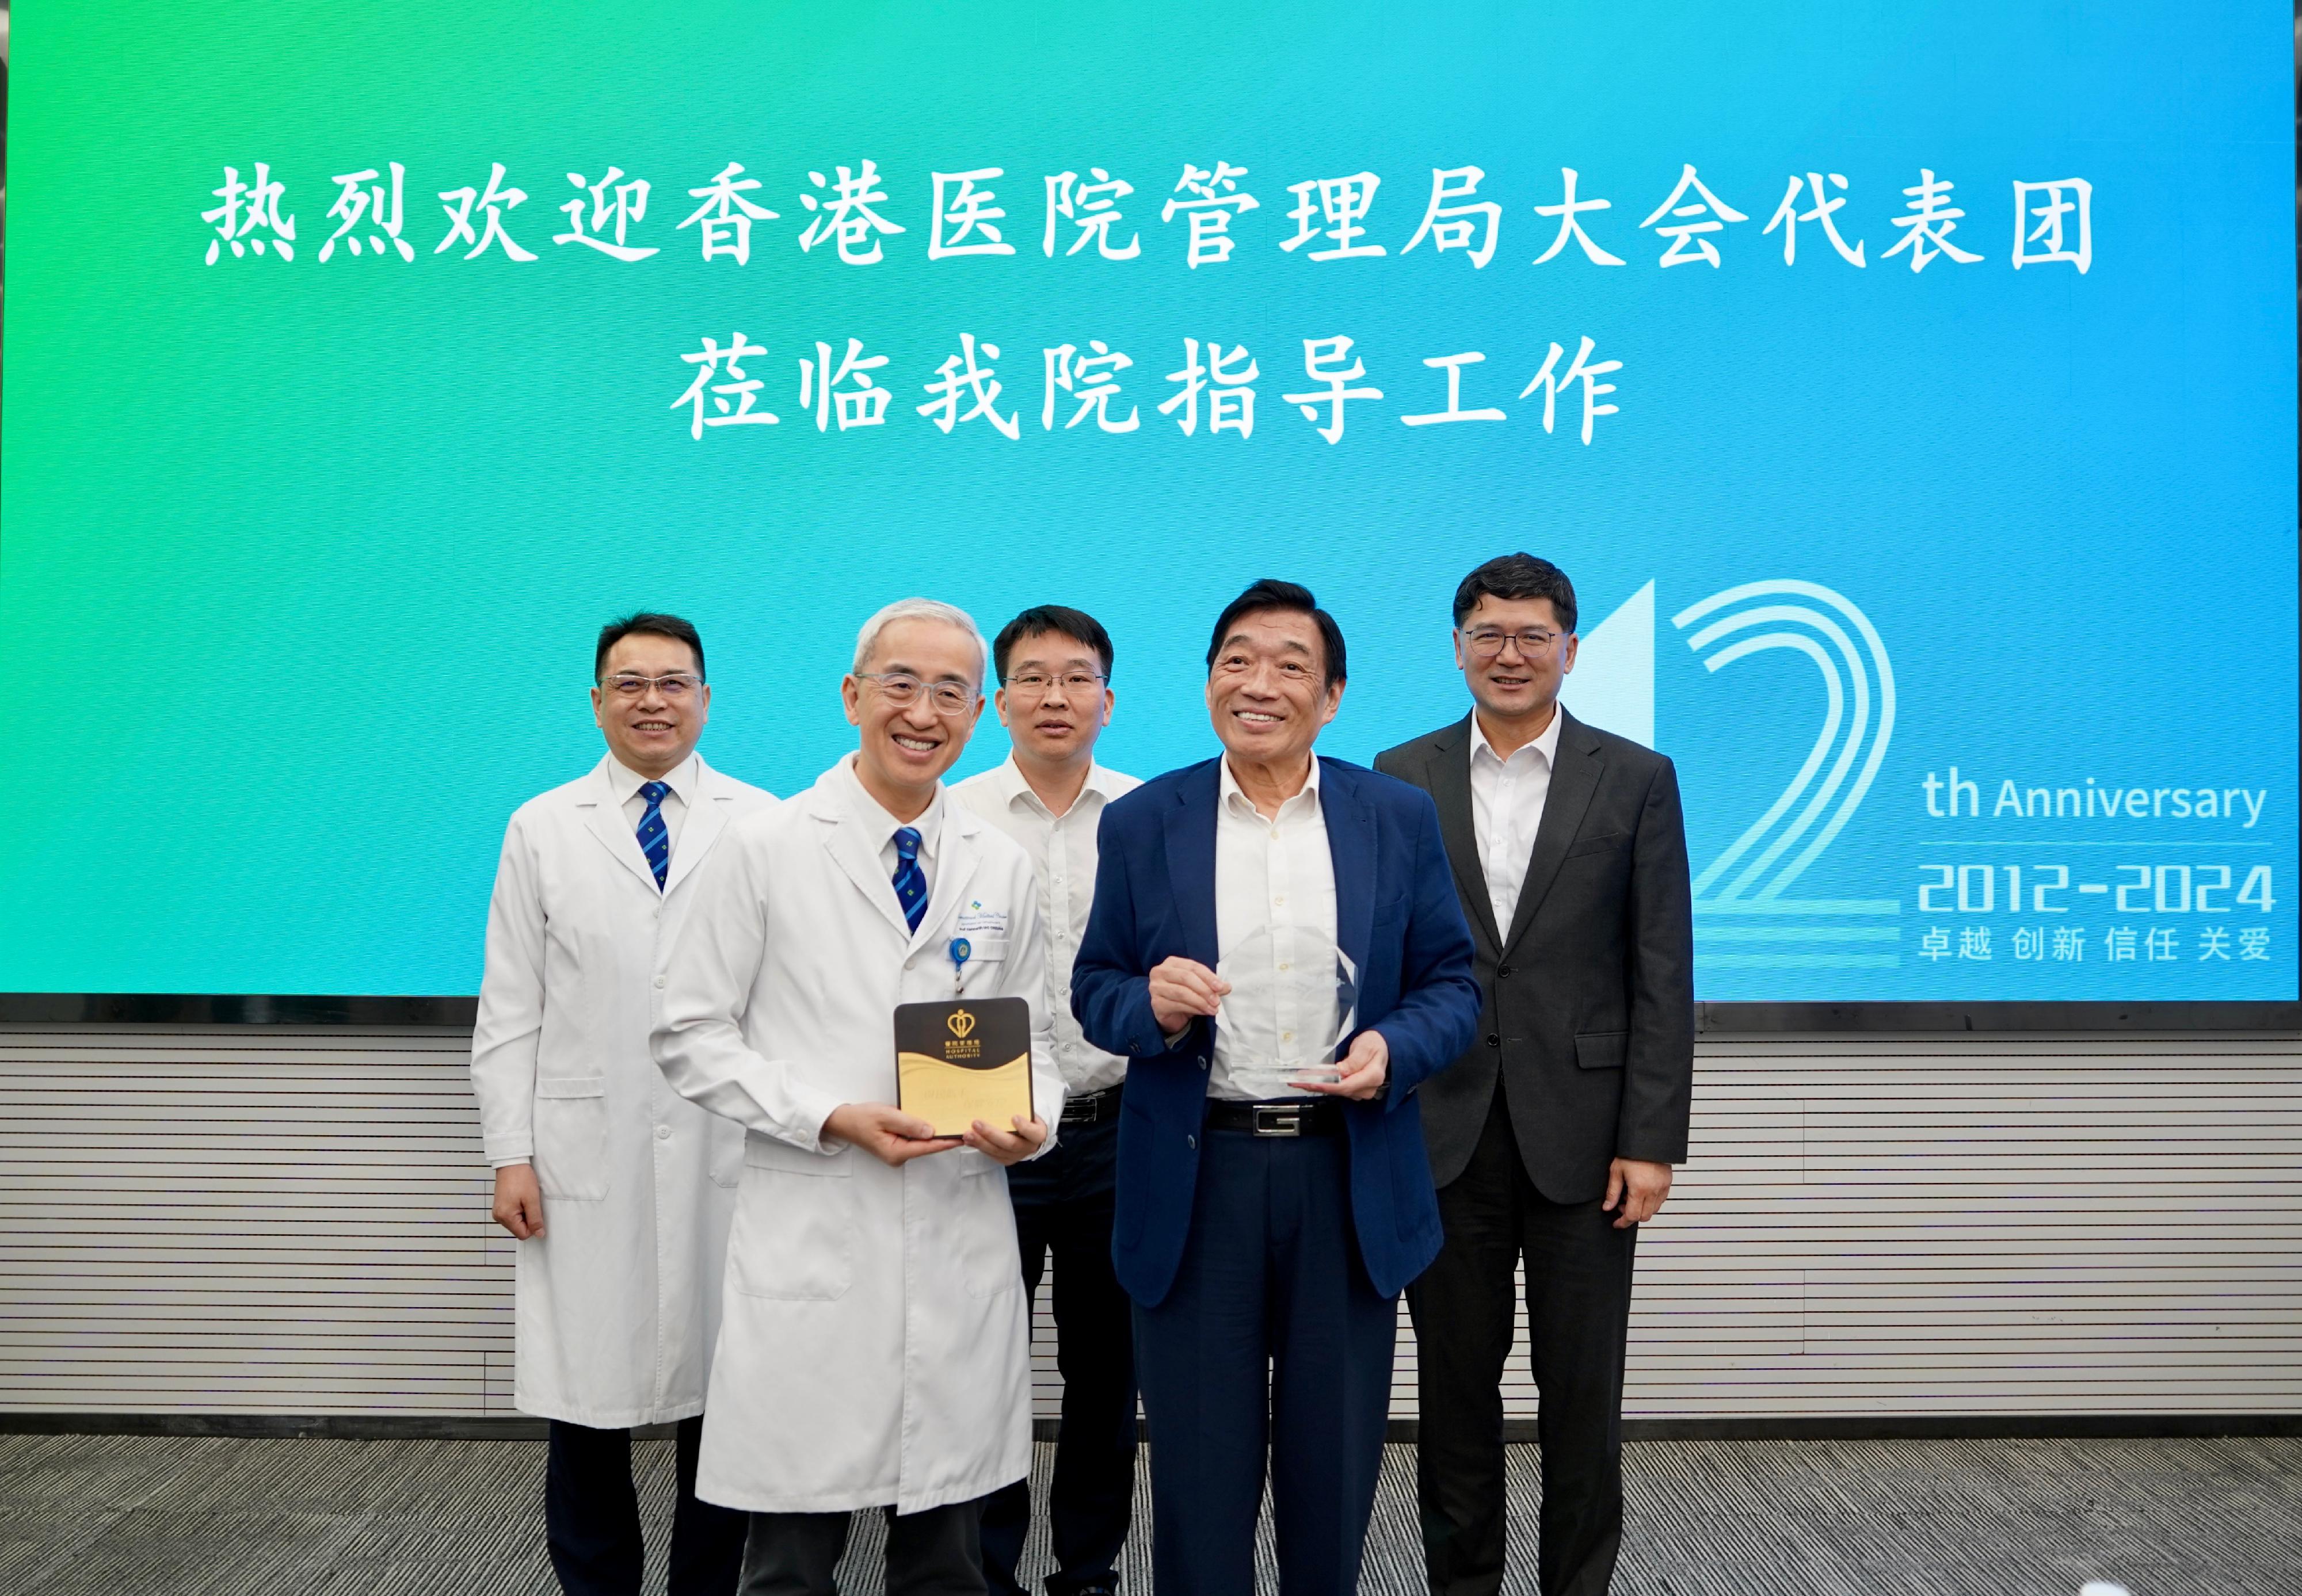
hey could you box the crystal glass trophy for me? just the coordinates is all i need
[1215,929,1359,1098]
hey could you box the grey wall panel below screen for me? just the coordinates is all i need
[0,1026,2295,1420]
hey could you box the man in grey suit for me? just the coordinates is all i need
[1374,553,1694,1596]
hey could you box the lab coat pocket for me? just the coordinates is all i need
[532,1076,609,1201]
[730,1135,855,1301]
[958,937,1009,992]
[706,1114,745,1189]
[955,1150,1023,1299]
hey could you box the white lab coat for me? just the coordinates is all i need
[652,757,1064,1514]
[470,753,776,1429]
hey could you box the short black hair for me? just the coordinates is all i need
[1206,579,1346,691]
[991,605,1115,685]
[1451,553,1577,633]
[594,612,706,682]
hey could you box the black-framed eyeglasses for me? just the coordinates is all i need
[599,672,704,698]
[1461,627,1564,659]
[1006,671,1108,698]
[855,672,977,715]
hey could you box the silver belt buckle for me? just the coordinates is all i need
[1251,1104,1305,1137]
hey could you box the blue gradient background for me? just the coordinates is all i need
[0,0,2292,999]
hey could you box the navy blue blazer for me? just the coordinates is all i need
[1072,756,1484,1305]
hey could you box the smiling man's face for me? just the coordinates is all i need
[591,632,710,779]
[1205,608,1341,771]
[1454,594,1576,728]
[995,629,1112,769]
[842,616,985,815]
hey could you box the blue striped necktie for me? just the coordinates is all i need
[891,826,928,933]
[637,781,672,890]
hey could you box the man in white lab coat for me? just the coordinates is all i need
[655,597,1065,1596]
[472,612,775,1596]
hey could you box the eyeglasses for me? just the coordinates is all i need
[1006,671,1108,699]
[599,672,703,698]
[1462,627,1564,659]
[855,672,978,716]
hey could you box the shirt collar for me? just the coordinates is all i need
[838,751,943,849]
[996,753,1118,817]
[606,751,698,805]
[1219,752,1322,818]
[1470,706,1564,770]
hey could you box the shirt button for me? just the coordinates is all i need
[655,1124,670,1141]
[1273,895,1286,907]
[1186,1135,1197,1150]
[653,975,666,989]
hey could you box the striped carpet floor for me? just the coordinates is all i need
[0,1433,2294,1594]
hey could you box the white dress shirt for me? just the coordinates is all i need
[1469,707,1564,935]
[605,751,698,857]
[954,755,1142,1097]
[1210,755,1340,1102]
[831,753,944,908]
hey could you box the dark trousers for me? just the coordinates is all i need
[1132,1127,1398,1596]
[1407,1088,1638,1596]
[737,1500,985,1596]
[981,1109,1136,1596]
[546,1414,748,1596]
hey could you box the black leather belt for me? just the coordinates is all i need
[1061,1085,1124,1125]
[1204,1098,1344,1137]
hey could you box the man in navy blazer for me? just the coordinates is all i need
[1073,579,1482,1596]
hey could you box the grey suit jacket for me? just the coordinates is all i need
[1374,709,1695,1202]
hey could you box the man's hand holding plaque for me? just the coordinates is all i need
[960,1112,1049,1166]
[822,1102,964,1166]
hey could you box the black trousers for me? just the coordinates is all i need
[1133,1127,1398,1596]
[1406,1088,1637,1596]
[545,1415,748,1596]
[737,1501,985,1596]
[980,1109,1136,1596]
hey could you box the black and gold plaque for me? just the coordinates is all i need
[894,996,1034,1137]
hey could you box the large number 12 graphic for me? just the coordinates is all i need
[1671,580,1896,908]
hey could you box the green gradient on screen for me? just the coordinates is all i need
[3,2,2293,999]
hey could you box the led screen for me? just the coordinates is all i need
[1,1,2293,1001]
